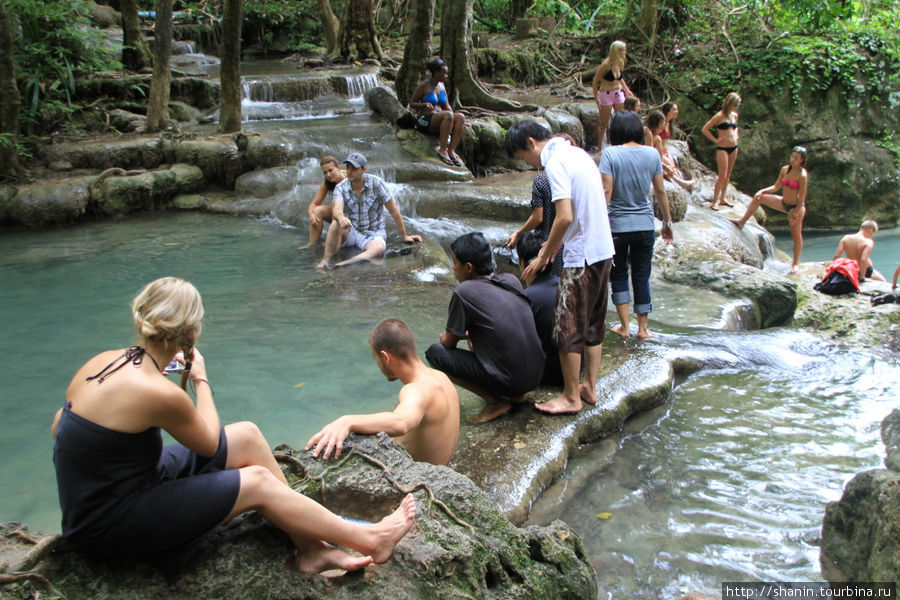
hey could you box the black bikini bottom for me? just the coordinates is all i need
[717,145,738,154]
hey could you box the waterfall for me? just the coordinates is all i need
[340,73,380,98]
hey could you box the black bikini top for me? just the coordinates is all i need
[603,69,623,82]
[716,121,738,130]
[86,346,160,384]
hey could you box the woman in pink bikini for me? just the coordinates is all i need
[592,40,636,154]
[701,92,741,210]
[731,146,809,273]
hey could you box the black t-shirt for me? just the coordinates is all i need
[446,273,545,389]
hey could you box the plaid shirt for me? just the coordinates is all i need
[334,173,391,236]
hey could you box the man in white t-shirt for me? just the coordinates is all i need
[505,120,614,415]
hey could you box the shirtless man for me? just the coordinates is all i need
[306,318,460,465]
[830,220,885,282]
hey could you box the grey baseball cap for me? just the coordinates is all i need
[344,152,367,168]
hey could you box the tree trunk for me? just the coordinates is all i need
[120,0,151,71]
[337,0,383,61]
[394,0,434,106]
[0,1,18,177]
[439,0,521,111]
[318,0,340,57]
[510,0,531,23]
[217,0,243,134]
[144,0,174,133]
[637,0,658,45]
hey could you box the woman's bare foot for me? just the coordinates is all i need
[680,179,694,191]
[468,400,512,423]
[720,199,734,207]
[611,323,631,338]
[534,395,582,415]
[790,264,800,274]
[296,541,373,574]
[579,382,598,405]
[298,241,317,250]
[729,218,744,229]
[367,494,417,564]
[710,202,720,211]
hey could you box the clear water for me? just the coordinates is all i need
[773,227,899,278]
[0,212,451,532]
[530,329,898,598]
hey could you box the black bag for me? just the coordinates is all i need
[813,271,857,296]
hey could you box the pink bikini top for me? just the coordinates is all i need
[781,178,800,189]
[659,128,671,140]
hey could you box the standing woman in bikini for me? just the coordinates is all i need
[592,40,635,154]
[731,146,809,273]
[52,277,415,572]
[409,58,466,167]
[299,155,346,249]
[701,92,742,210]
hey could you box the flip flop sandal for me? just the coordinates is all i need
[436,150,454,166]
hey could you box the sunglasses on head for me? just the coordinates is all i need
[793,145,807,155]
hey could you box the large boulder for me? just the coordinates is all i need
[0,177,94,227]
[821,408,900,582]
[40,138,166,172]
[1,435,597,600]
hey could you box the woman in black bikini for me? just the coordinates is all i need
[591,40,636,154]
[409,58,466,167]
[52,277,415,572]
[731,146,809,273]
[701,92,741,210]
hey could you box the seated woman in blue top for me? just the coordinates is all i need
[52,276,415,573]
[408,58,466,167]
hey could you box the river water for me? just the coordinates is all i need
[773,228,900,280]
[1,213,896,599]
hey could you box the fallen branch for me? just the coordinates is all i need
[0,572,66,599]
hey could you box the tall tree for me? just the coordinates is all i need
[144,0,174,133]
[318,0,340,57]
[0,1,18,176]
[637,0,659,45]
[120,0,152,71]
[439,0,520,110]
[336,0,383,61]
[510,0,531,23]
[218,0,243,133]
[395,0,434,106]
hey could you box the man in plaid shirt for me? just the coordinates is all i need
[316,152,422,269]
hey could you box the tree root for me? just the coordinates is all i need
[279,448,475,533]
[14,535,64,572]
[0,572,66,599]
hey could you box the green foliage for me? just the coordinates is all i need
[8,0,119,136]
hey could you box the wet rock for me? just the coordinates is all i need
[40,137,166,171]
[91,164,204,216]
[558,103,600,150]
[364,85,411,128]
[540,108,585,147]
[172,138,244,189]
[1,435,596,600]
[243,133,306,169]
[235,166,301,198]
[792,270,900,351]
[108,109,147,133]
[2,177,94,227]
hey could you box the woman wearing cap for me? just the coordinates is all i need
[730,146,809,273]
[409,58,466,167]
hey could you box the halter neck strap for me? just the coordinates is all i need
[86,346,160,384]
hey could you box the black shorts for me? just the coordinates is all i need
[414,113,434,133]
[425,343,532,398]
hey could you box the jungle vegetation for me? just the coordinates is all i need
[1,0,898,177]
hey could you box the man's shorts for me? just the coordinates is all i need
[342,226,386,252]
[597,89,626,107]
[554,258,612,353]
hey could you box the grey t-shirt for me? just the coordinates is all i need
[599,145,662,233]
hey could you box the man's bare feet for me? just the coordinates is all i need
[579,382,598,405]
[534,395,582,415]
[636,328,655,339]
[296,541,373,574]
[468,401,512,423]
[611,323,631,338]
[368,494,416,564]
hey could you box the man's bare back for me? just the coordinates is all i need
[833,222,884,281]
[393,367,459,465]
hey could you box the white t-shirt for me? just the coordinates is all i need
[540,137,614,268]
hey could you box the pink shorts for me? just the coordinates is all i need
[597,89,626,107]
